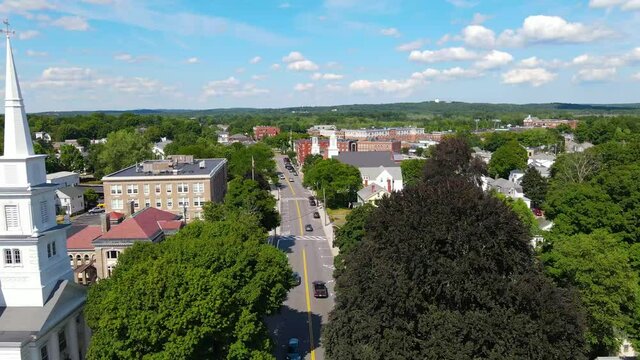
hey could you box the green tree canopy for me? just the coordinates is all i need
[541,231,640,356]
[86,220,292,360]
[488,140,528,178]
[302,159,362,208]
[521,166,548,208]
[59,144,85,172]
[96,130,153,178]
[83,189,99,208]
[400,159,426,187]
[323,177,586,360]
[222,178,280,231]
[333,203,375,257]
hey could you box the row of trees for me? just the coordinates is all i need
[301,155,362,209]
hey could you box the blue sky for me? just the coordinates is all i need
[2,0,640,111]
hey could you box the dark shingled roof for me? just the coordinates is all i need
[336,152,397,168]
[103,158,225,178]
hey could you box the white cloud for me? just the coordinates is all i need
[81,0,114,4]
[294,83,314,91]
[0,0,54,13]
[202,76,268,97]
[26,49,47,57]
[436,34,452,46]
[235,67,246,74]
[349,78,420,94]
[114,53,152,63]
[251,74,267,81]
[501,68,557,86]
[571,47,640,68]
[270,63,281,70]
[282,51,305,63]
[474,50,513,69]
[470,13,491,25]
[380,27,401,37]
[633,72,640,81]
[446,0,478,8]
[51,16,90,31]
[396,39,427,52]
[249,56,262,64]
[287,59,319,72]
[589,0,640,11]
[573,67,616,82]
[279,2,291,8]
[519,56,542,68]
[461,25,496,48]
[409,47,478,63]
[18,30,40,40]
[326,84,344,91]
[311,73,344,80]
[411,67,482,81]
[186,57,199,64]
[497,15,614,46]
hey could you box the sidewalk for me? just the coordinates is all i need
[313,191,340,258]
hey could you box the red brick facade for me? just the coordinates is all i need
[356,140,401,153]
[294,139,355,165]
[253,126,281,140]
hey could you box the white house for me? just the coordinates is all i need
[152,138,172,160]
[508,169,525,185]
[336,152,403,192]
[0,34,89,360]
[482,176,531,208]
[34,132,51,142]
[56,187,86,215]
[46,171,80,189]
[357,184,389,205]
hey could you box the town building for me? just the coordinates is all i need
[341,127,425,142]
[218,131,229,144]
[34,132,51,142]
[101,155,227,221]
[307,125,337,137]
[56,186,86,215]
[336,152,403,192]
[356,183,390,205]
[294,137,355,165]
[47,171,80,189]
[357,140,401,153]
[0,34,89,360]
[522,115,578,129]
[253,126,280,140]
[152,138,173,159]
[482,177,532,208]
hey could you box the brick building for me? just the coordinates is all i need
[523,115,578,129]
[357,140,401,153]
[253,126,280,140]
[294,138,356,165]
[102,155,227,221]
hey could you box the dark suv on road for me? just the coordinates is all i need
[313,281,328,298]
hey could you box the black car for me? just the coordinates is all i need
[313,211,320,219]
[309,200,316,206]
[292,272,301,286]
[313,281,329,298]
[305,224,313,232]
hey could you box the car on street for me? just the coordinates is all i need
[286,338,301,360]
[309,199,316,206]
[88,207,105,214]
[289,178,294,182]
[313,281,329,298]
[313,211,320,219]
[279,174,285,180]
[292,272,301,286]
[532,208,543,217]
[305,224,313,232]
[293,172,298,176]
[308,196,314,201]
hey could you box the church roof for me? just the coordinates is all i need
[0,280,86,344]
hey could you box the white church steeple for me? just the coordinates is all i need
[0,23,74,307]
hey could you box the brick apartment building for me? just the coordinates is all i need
[523,115,578,129]
[294,138,356,165]
[102,155,227,221]
[253,126,280,140]
[357,140,402,153]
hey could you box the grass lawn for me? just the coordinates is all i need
[327,208,351,228]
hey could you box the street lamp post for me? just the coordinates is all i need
[323,187,327,226]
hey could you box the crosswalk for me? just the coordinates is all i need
[275,234,327,242]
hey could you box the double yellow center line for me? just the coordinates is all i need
[280,163,316,360]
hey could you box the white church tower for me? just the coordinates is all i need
[0,22,89,360]
[327,134,339,159]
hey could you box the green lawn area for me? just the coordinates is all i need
[327,208,351,227]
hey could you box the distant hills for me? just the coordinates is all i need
[33,101,640,117]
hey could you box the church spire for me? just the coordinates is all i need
[3,19,34,158]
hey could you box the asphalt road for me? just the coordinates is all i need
[267,156,335,360]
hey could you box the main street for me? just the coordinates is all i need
[267,155,336,360]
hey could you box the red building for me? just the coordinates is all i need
[357,140,402,153]
[523,115,578,129]
[294,138,355,165]
[253,126,281,140]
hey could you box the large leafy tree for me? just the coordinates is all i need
[551,151,601,184]
[323,176,586,359]
[423,136,486,185]
[228,143,277,184]
[86,219,292,360]
[58,144,85,172]
[400,159,426,187]
[541,231,640,356]
[303,159,362,208]
[222,178,280,230]
[488,140,528,178]
[96,130,153,178]
[333,203,375,257]
[521,166,548,208]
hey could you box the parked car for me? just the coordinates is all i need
[313,211,320,219]
[309,200,316,206]
[286,338,301,360]
[279,174,286,180]
[313,281,328,298]
[305,224,313,232]
[532,208,543,217]
[293,172,298,176]
[308,196,315,201]
[292,272,301,286]
[88,207,105,214]
[289,178,294,182]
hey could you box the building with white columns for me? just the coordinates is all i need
[0,30,89,360]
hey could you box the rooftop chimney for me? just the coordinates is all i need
[100,213,110,233]
[125,200,135,217]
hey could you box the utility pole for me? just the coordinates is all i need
[323,187,327,226]
[251,156,255,181]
